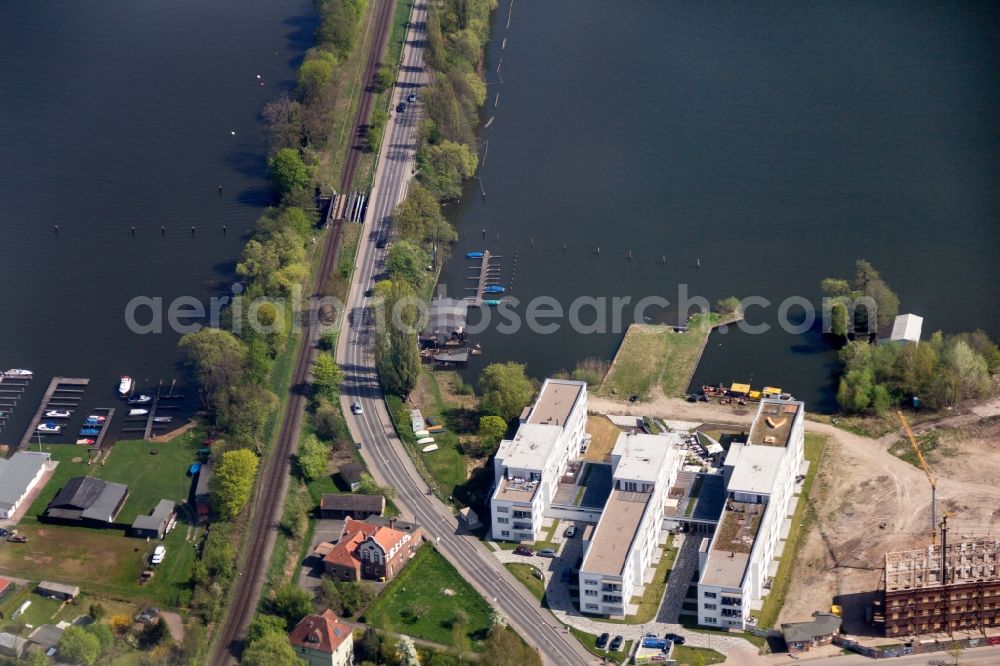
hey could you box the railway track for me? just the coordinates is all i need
[208,2,397,663]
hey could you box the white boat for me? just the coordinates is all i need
[414,429,430,438]
[36,422,61,434]
[44,410,71,418]
[129,409,149,416]
[421,444,439,453]
[3,369,33,378]
[152,416,172,423]
[118,376,133,396]
[128,394,152,404]
[417,437,435,445]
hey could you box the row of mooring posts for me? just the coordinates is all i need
[53,225,228,235]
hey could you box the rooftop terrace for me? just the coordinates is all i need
[702,501,763,588]
[493,475,539,503]
[581,489,650,577]
[747,400,800,448]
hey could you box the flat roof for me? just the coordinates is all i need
[702,549,750,588]
[496,422,563,472]
[726,445,786,495]
[890,313,923,341]
[0,452,48,510]
[525,379,584,427]
[703,501,765,588]
[747,400,801,448]
[581,489,650,576]
[493,475,538,503]
[131,499,175,531]
[612,432,680,483]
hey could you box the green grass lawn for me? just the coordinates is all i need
[673,645,727,665]
[17,593,64,627]
[0,436,201,607]
[753,433,828,629]
[364,545,492,649]
[386,391,467,503]
[568,626,632,663]
[504,563,545,602]
[601,313,723,400]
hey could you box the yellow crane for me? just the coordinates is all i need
[897,410,937,544]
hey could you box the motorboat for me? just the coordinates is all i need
[421,444,439,453]
[129,409,149,416]
[128,394,152,404]
[4,369,33,378]
[152,416,173,423]
[44,410,71,418]
[84,418,105,427]
[79,428,100,436]
[36,422,61,434]
[465,251,484,259]
[76,438,95,446]
[417,436,434,445]
[483,299,501,306]
[483,285,505,293]
[86,414,107,422]
[118,376,133,396]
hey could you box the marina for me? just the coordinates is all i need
[0,373,31,433]
[463,250,505,307]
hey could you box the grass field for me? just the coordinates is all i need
[0,436,201,606]
[504,563,545,602]
[583,415,624,462]
[673,645,727,665]
[601,313,723,400]
[753,433,828,628]
[364,545,492,649]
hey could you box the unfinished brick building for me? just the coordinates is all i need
[875,537,1000,637]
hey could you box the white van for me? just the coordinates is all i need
[151,546,166,565]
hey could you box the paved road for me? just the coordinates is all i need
[334,6,593,666]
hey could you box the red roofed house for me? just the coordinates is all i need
[0,578,13,603]
[322,517,422,582]
[288,609,353,666]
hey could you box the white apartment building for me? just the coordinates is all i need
[697,399,805,629]
[578,432,683,617]
[491,379,588,542]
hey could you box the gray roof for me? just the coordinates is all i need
[339,461,366,485]
[28,624,64,649]
[420,298,468,344]
[132,499,176,532]
[0,451,49,511]
[322,493,384,514]
[781,612,842,643]
[37,581,80,597]
[47,476,128,522]
[195,463,212,497]
[0,632,27,657]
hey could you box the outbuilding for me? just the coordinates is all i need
[128,500,176,539]
[36,581,80,601]
[0,451,51,520]
[781,612,842,653]
[320,494,384,520]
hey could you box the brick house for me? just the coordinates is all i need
[288,609,353,666]
[322,517,422,582]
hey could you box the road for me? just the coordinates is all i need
[335,5,595,665]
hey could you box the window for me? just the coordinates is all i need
[703,591,717,599]
[585,603,599,610]
[704,617,717,624]
[501,530,510,537]
[496,505,509,513]
[497,517,509,524]
[585,590,597,597]
[704,603,717,610]
[585,579,597,586]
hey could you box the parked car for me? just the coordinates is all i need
[513,546,534,556]
[563,525,577,538]
[664,632,686,645]
[351,402,363,415]
[151,546,166,565]
[609,635,624,651]
[537,548,556,558]
[595,633,610,649]
[396,102,406,113]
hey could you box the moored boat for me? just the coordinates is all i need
[465,251,484,259]
[417,436,435,445]
[152,416,172,423]
[129,409,149,416]
[36,422,61,434]
[3,369,33,378]
[84,418,104,427]
[118,376,133,396]
[79,428,100,436]
[86,414,107,422]
[483,285,505,293]
[483,299,501,306]
[76,438,95,446]
[44,410,71,418]
[128,394,152,404]
[421,443,439,453]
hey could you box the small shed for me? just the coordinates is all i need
[781,612,842,653]
[879,313,923,346]
[36,581,80,601]
[459,507,482,530]
[338,461,366,492]
[194,463,212,519]
[320,494,385,520]
[129,500,177,539]
[0,632,27,658]
[28,624,64,651]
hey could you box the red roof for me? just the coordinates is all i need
[321,517,408,569]
[289,609,352,654]
[0,578,11,596]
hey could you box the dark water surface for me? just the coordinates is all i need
[440,0,1000,411]
[0,1,314,442]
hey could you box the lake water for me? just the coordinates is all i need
[439,0,1000,412]
[0,0,314,443]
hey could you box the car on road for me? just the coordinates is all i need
[151,546,166,565]
[609,635,624,651]
[407,93,417,103]
[563,525,577,538]
[351,402,363,415]
[396,102,406,113]
[0,528,8,538]
[595,633,610,649]
[664,632,685,645]
[537,548,556,558]
[513,546,534,556]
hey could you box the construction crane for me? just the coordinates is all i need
[897,410,937,544]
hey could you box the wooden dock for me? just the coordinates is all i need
[19,377,89,449]
[0,375,30,433]
[465,250,503,307]
[91,407,115,450]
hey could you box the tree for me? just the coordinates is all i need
[391,183,454,249]
[246,613,287,643]
[852,259,899,331]
[357,626,383,664]
[334,580,374,616]
[479,362,535,422]
[375,282,421,397]
[830,301,850,340]
[178,328,248,410]
[215,384,277,452]
[269,148,311,198]
[375,64,394,92]
[87,603,105,621]
[297,58,334,102]
[296,434,329,482]
[820,278,851,298]
[421,140,478,200]
[397,635,421,666]
[25,652,49,666]
[84,623,113,652]
[138,617,168,648]
[313,397,345,441]
[269,583,313,628]
[109,613,132,636]
[358,472,397,501]
[212,448,259,519]
[312,352,342,400]
[242,631,304,666]
[715,296,741,316]
[58,625,101,665]
[476,415,507,456]
[836,369,875,414]
[480,625,542,666]
[385,239,429,290]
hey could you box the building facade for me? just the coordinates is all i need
[0,451,50,520]
[289,609,354,666]
[578,432,683,617]
[697,399,805,629]
[322,517,422,583]
[490,379,588,542]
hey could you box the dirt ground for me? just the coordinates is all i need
[588,392,1000,635]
